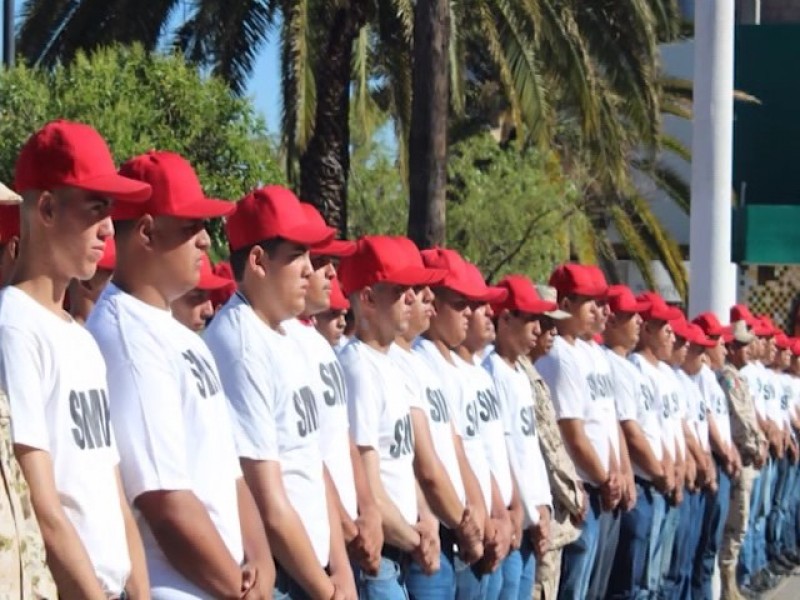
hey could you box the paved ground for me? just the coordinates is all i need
[765,569,800,599]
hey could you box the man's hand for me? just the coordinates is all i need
[480,517,511,574]
[329,566,357,600]
[622,479,637,511]
[455,505,483,564]
[685,458,697,493]
[412,518,440,575]
[240,563,272,600]
[509,507,524,551]
[348,507,382,576]
[530,507,551,559]
[600,472,621,512]
[570,486,589,527]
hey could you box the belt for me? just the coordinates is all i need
[382,544,411,565]
[634,475,655,489]
[440,524,458,557]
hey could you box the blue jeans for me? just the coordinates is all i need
[785,464,800,554]
[274,564,314,600]
[588,507,621,600]
[768,456,797,560]
[691,467,731,600]
[738,468,764,584]
[454,554,488,600]
[665,488,704,600]
[656,501,680,598]
[607,480,655,600]
[358,556,409,600]
[755,459,776,571]
[488,539,535,600]
[406,549,454,599]
[558,489,602,600]
[647,491,667,597]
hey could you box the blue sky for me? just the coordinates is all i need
[245,36,282,134]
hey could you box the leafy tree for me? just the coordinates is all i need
[0,44,284,256]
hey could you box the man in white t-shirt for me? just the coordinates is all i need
[534,264,620,600]
[170,252,235,332]
[337,235,447,598]
[204,186,356,600]
[88,150,273,599]
[315,276,350,348]
[483,274,556,600]
[601,285,668,599]
[283,203,383,578]
[1,120,151,599]
[389,248,484,599]
[416,248,502,599]
[67,236,116,324]
[629,291,682,598]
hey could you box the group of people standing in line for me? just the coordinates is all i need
[0,119,798,600]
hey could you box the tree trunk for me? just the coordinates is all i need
[299,3,366,237]
[407,0,450,249]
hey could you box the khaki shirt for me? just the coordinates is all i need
[718,364,766,466]
[0,389,57,599]
[518,356,582,548]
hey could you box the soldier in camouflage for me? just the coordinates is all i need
[718,320,768,600]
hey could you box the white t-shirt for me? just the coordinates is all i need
[740,362,768,420]
[483,351,551,526]
[693,365,732,447]
[0,287,130,596]
[389,343,466,506]
[87,284,242,598]
[339,338,418,526]
[675,369,710,452]
[605,348,663,480]
[762,367,784,430]
[415,338,493,511]
[778,372,795,431]
[204,294,330,567]
[284,318,358,520]
[630,354,677,460]
[659,364,688,460]
[456,354,514,508]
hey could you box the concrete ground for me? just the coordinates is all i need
[765,569,800,599]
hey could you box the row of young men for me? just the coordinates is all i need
[1,118,798,600]
[0,119,561,600]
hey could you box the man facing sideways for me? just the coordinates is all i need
[535,265,621,600]
[0,202,20,283]
[68,237,117,323]
[483,275,555,599]
[337,236,445,598]
[315,275,349,349]
[2,120,151,599]
[170,253,234,332]
[205,186,353,600]
[282,203,383,578]
[88,150,273,599]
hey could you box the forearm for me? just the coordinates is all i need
[121,500,150,599]
[373,485,422,551]
[413,454,464,529]
[561,427,607,484]
[707,415,728,458]
[328,459,359,542]
[237,478,274,582]
[454,435,487,532]
[325,470,354,578]
[351,438,379,519]
[621,422,664,480]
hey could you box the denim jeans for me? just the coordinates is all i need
[767,456,798,560]
[655,500,680,598]
[274,564,315,600]
[647,490,667,598]
[406,549,454,600]
[558,488,602,600]
[607,480,655,600]
[588,507,621,600]
[739,466,766,584]
[358,556,409,600]
[664,487,706,600]
[454,554,488,600]
[691,467,731,600]
[755,459,776,571]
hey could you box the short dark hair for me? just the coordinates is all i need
[229,238,284,281]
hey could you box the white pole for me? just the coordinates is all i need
[688,0,736,320]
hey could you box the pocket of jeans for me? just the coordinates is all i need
[362,557,401,582]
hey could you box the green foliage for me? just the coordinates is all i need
[0,44,284,256]
[349,132,577,282]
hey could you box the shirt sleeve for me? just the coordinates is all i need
[343,355,381,450]
[610,359,638,422]
[0,326,49,451]
[535,348,587,421]
[218,354,279,462]
[105,353,192,503]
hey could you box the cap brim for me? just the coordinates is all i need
[385,265,448,287]
[311,238,357,257]
[198,273,235,291]
[77,173,152,203]
[518,299,559,315]
[0,183,21,205]
[477,287,509,304]
[281,222,336,247]
[172,197,235,219]
[544,309,571,320]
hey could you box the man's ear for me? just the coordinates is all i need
[7,237,19,261]
[135,215,156,250]
[36,190,56,225]
[248,245,269,279]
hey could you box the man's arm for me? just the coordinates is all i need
[325,470,357,600]
[348,438,382,575]
[358,446,421,552]
[135,489,243,599]
[241,459,336,600]
[410,408,464,528]
[16,446,107,600]
[558,419,607,484]
[620,421,665,481]
[237,477,274,598]
[116,469,150,599]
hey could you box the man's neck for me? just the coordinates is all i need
[424,335,457,365]
[355,319,394,354]
[495,338,518,368]
[637,346,660,366]
[237,281,293,331]
[608,342,629,358]
[394,334,416,352]
[10,256,71,318]
[456,344,478,363]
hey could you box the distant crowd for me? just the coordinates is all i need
[0,120,797,600]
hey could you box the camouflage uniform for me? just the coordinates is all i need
[0,388,57,599]
[518,356,583,600]
[718,364,767,568]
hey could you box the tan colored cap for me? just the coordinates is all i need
[0,182,21,205]
[731,319,756,344]
[535,284,571,320]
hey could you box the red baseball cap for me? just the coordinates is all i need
[338,236,447,295]
[0,205,20,244]
[637,291,682,322]
[300,204,355,257]
[775,333,792,350]
[692,312,726,337]
[420,248,507,303]
[14,120,151,202]
[209,261,237,308]
[670,315,692,340]
[583,265,610,299]
[791,339,800,357]
[492,274,557,315]
[730,304,757,327]
[97,237,116,271]
[329,276,350,311]
[226,186,334,252]
[115,151,233,220]
[197,254,235,291]
[549,264,606,299]
[607,284,650,314]
[685,322,716,348]
[757,314,782,337]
